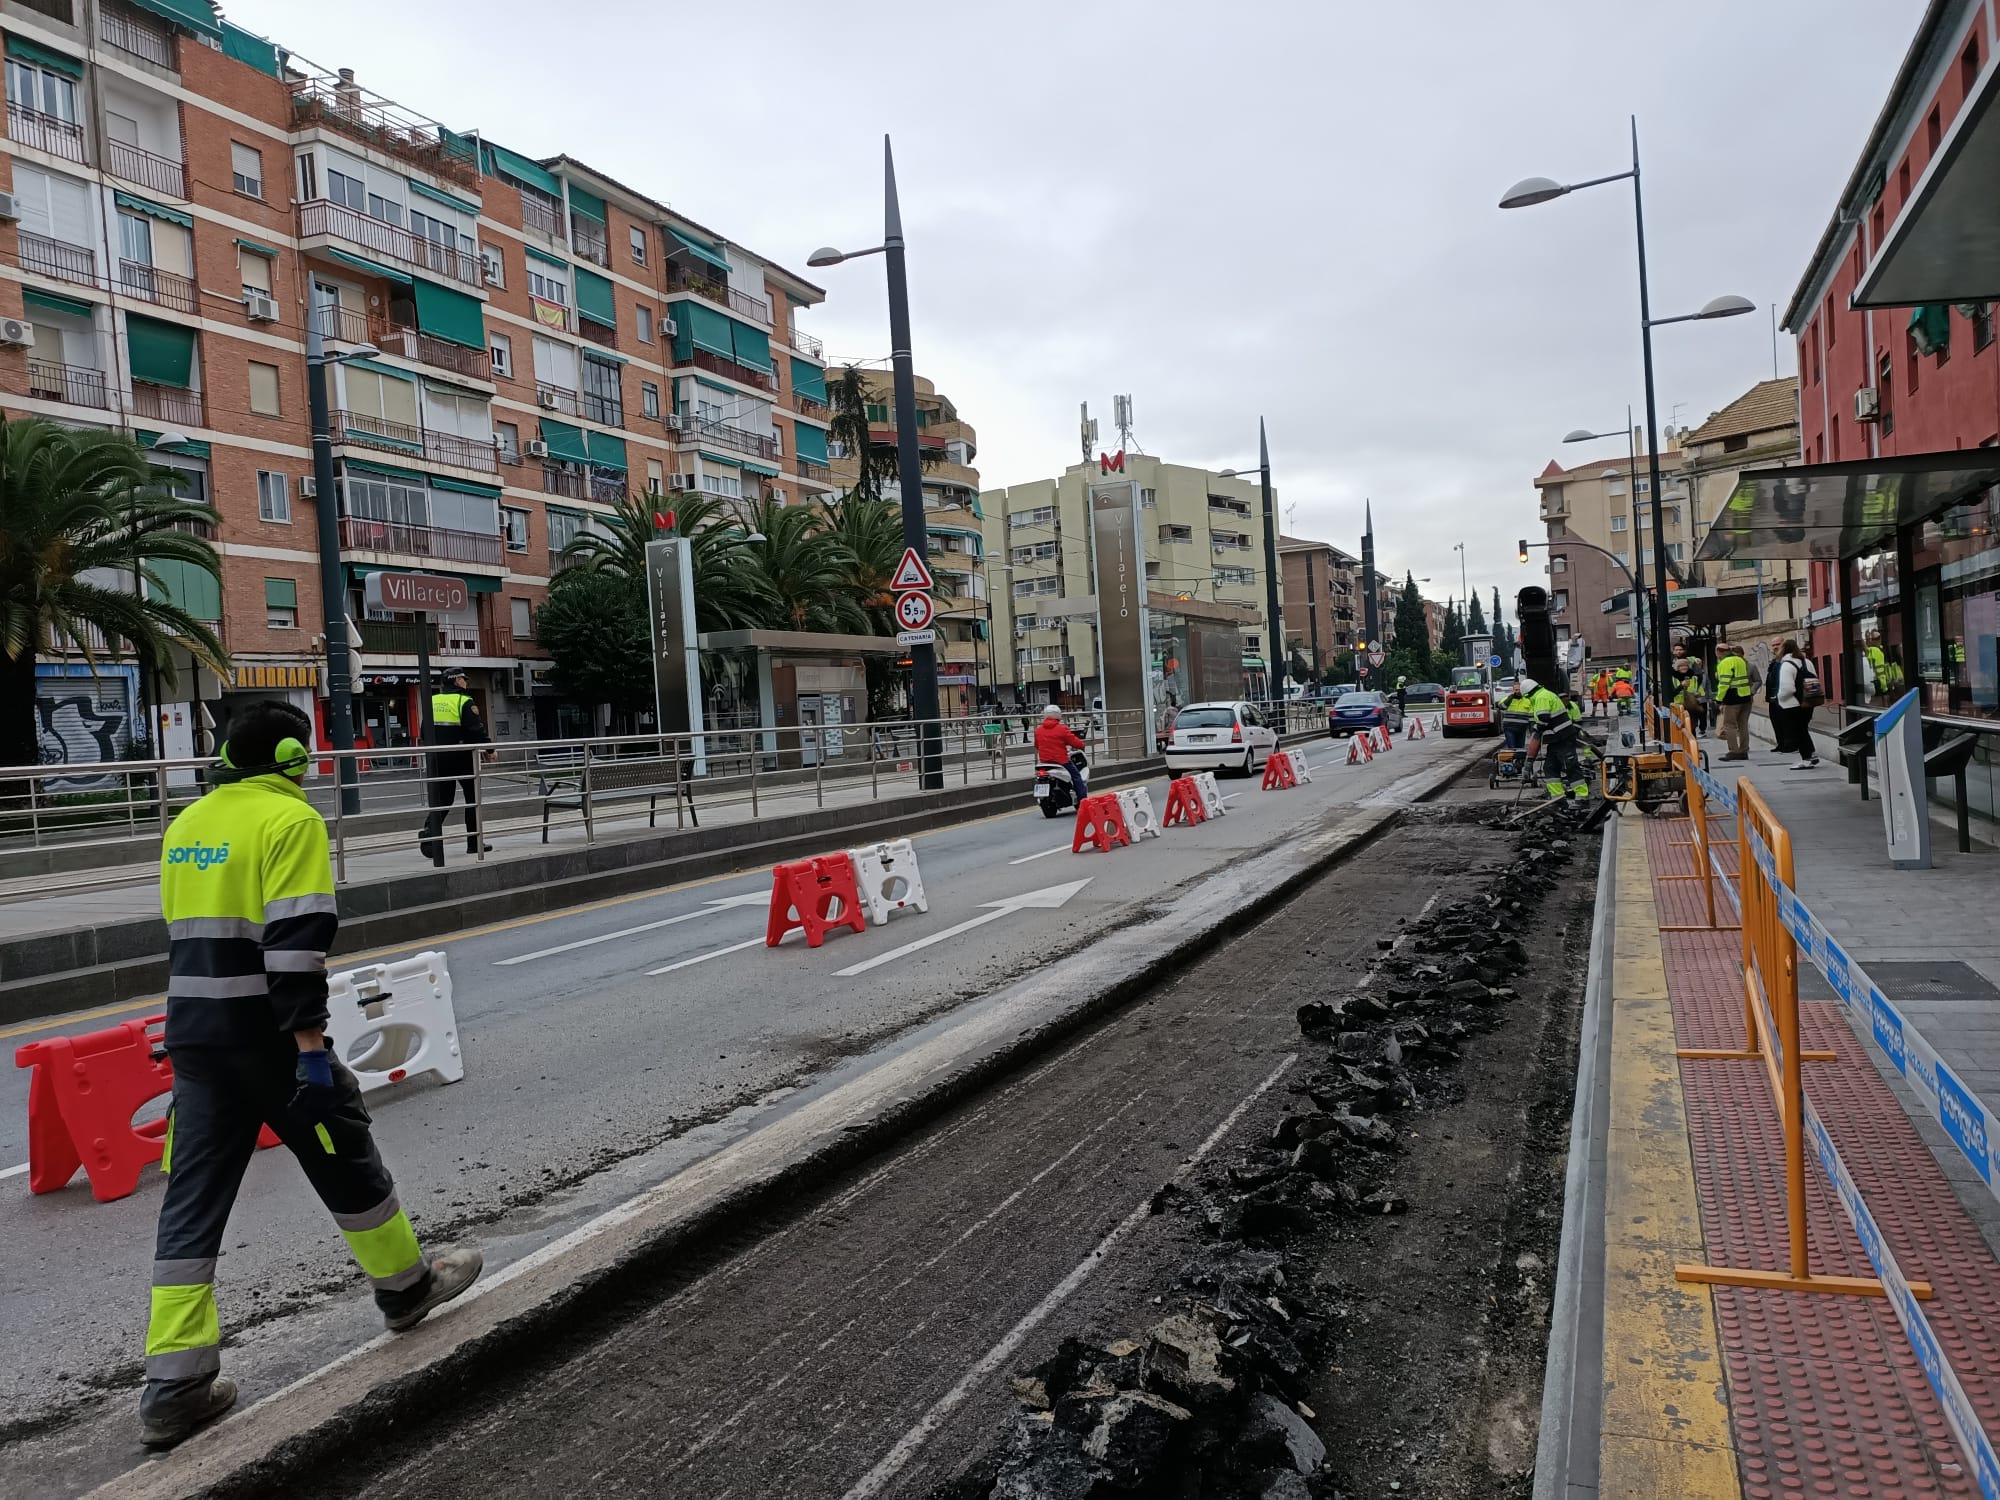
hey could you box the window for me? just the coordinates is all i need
[1212,566,1254,586]
[489,332,512,378]
[1614,622,1634,639]
[256,470,289,523]
[496,421,520,462]
[701,471,741,498]
[1667,542,1685,561]
[581,354,622,426]
[1159,524,1194,543]
[1936,315,1952,367]
[480,243,505,288]
[1966,35,1984,96]
[248,361,281,416]
[546,508,586,551]
[642,381,661,419]
[344,473,427,526]
[6,58,77,124]
[1008,506,1056,529]
[1549,555,1568,574]
[1635,478,1650,493]
[1897,159,1910,208]
[265,579,297,630]
[1723,433,1749,452]
[629,226,647,264]
[1139,488,1156,509]
[1011,541,1058,564]
[1013,575,1061,597]
[1928,106,1942,157]
[511,597,533,639]
[645,458,664,494]
[1607,479,1626,496]
[340,366,418,433]
[239,247,272,296]
[528,265,568,306]
[1613,550,1630,567]
[296,151,317,202]
[1976,306,1995,353]
[501,506,528,550]
[864,402,888,423]
[636,305,653,344]
[1908,328,1922,395]
[1552,590,1570,613]
[231,143,263,199]
[1609,514,1627,532]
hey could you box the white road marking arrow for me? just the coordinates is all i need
[497,891,767,965]
[833,879,1093,978]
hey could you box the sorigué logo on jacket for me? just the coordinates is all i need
[166,840,231,870]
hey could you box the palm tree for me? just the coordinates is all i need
[822,494,903,632]
[0,419,226,769]
[559,491,770,633]
[741,495,870,633]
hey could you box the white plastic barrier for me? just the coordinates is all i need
[1292,750,1315,784]
[1193,771,1228,818]
[1116,786,1162,840]
[329,951,464,1093]
[847,838,930,926]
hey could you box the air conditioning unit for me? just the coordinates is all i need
[1854,386,1881,422]
[0,191,20,223]
[667,473,695,491]
[244,293,278,322]
[482,265,502,287]
[537,390,561,410]
[298,475,317,499]
[0,317,32,348]
[526,440,550,458]
[506,664,532,697]
[661,316,676,337]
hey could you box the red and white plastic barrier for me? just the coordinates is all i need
[1346,733,1375,765]
[767,854,869,947]
[1073,794,1133,854]
[1372,725,1394,753]
[1292,749,1315,783]
[1260,750,1299,790]
[1405,714,1428,740]
[1163,776,1208,827]
[1116,786,1162,840]
[1193,771,1228,818]
[847,838,929,926]
[330,951,464,1093]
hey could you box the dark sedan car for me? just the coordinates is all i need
[1327,690,1406,737]
[1400,681,1446,705]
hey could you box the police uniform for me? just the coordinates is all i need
[145,746,434,1434]
[418,683,485,863]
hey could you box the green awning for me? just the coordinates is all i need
[582,347,627,367]
[407,179,480,217]
[738,458,780,477]
[324,248,412,286]
[342,458,427,483]
[482,142,559,197]
[667,227,730,273]
[126,0,221,40]
[524,245,569,269]
[23,288,93,319]
[430,475,503,497]
[264,576,297,609]
[147,559,220,621]
[233,236,279,258]
[566,184,606,223]
[792,423,828,465]
[341,357,417,383]
[790,358,827,402]
[574,267,615,326]
[115,193,192,229]
[585,431,627,470]
[537,418,590,464]
[696,451,743,470]
[125,315,195,388]
[679,299,734,360]
[6,35,83,78]
[136,429,210,457]
[730,321,772,372]
[220,22,284,78]
[411,280,486,350]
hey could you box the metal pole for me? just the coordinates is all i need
[307,316,361,816]
[1257,418,1285,704]
[883,136,941,790]
[1625,409,1648,710]
[1629,118,1672,698]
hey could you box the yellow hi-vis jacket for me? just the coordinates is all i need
[1713,652,1752,702]
[160,774,337,1046]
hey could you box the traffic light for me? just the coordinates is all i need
[1517,539,1530,564]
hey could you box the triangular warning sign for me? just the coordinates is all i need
[889,547,935,592]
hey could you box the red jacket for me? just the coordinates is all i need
[1035,719,1086,764]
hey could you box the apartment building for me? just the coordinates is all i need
[5,0,828,761]
[981,454,1272,705]
[1277,534,1359,675]
[1676,377,1805,640]
[823,368,986,709]
[1531,439,1689,669]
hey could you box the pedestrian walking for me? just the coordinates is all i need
[418,671,494,866]
[1764,650,1790,754]
[1711,641,1755,761]
[142,702,481,1448]
[1774,640,1823,768]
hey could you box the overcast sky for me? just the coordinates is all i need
[230,0,1920,616]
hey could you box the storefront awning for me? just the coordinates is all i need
[1694,450,2000,563]
[1853,53,2000,308]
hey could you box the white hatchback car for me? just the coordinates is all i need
[1162,700,1279,776]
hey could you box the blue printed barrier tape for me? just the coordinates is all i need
[1804,1101,2000,1498]
[1690,761,1738,817]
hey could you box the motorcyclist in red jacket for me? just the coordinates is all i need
[1034,705,1089,799]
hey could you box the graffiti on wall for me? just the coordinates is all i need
[35,669,139,789]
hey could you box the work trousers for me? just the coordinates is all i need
[143,1043,426,1419]
[1718,701,1751,758]
[1542,729,1590,799]
[420,752,480,854]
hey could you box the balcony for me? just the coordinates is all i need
[528,295,570,333]
[8,101,85,164]
[795,456,832,484]
[18,231,97,288]
[341,515,503,569]
[688,418,779,462]
[792,392,829,419]
[425,429,499,474]
[118,259,196,313]
[685,347,775,392]
[519,192,560,238]
[666,262,770,324]
[99,3,175,67]
[356,618,494,658]
[298,199,482,288]
[571,216,609,267]
[535,383,583,418]
[107,139,186,199]
[371,322,493,382]
[541,465,624,503]
[330,412,499,475]
[287,72,478,190]
[28,358,110,410]
[578,318,618,351]
[131,381,201,426]
[788,326,823,360]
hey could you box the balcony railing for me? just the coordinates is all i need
[370,322,493,381]
[330,409,423,455]
[796,456,832,484]
[107,139,186,198]
[341,515,503,568]
[519,191,561,238]
[356,618,489,658]
[28,358,110,410]
[131,382,202,426]
[685,347,775,392]
[571,217,609,266]
[528,296,570,333]
[18,232,97,287]
[99,3,175,66]
[591,472,628,503]
[542,464,584,499]
[425,429,499,474]
[666,263,770,324]
[690,418,779,461]
[792,392,828,419]
[788,326,823,360]
[118,259,196,313]
[577,317,618,350]
[287,74,478,190]
[7,101,86,163]
[535,384,583,417]
[298,199,482,287]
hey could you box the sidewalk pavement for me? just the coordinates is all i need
[1593,763,2000,1497]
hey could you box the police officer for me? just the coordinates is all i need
[1524,676,1591,801]
[418,670,493,866]
[142,701,480,1448]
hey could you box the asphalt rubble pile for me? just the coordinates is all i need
[937,801,1594,1500]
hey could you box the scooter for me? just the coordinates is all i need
[1033,753,1088,818]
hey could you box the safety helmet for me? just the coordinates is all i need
[1516,676,1539,694]
[1042,704,1062,719]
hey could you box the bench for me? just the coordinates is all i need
[1836,715,1877,798]
[1926,733,1980,854]
[537,755,696,842]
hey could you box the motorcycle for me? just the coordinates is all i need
[1033,753,1088,818]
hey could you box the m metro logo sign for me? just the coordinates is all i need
[1098,449,1125,473]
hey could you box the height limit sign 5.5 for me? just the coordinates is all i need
[894,590,935,632]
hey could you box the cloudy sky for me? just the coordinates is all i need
[231,0,1920,614]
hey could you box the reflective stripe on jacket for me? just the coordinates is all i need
[160,775,337,1045]
[1713,653,1752,701]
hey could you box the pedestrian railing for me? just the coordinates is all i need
[1658,707,1738,933]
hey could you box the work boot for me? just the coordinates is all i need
[381,1246,484,1332]
[467,838,492,854]
[139,1376,237,1450]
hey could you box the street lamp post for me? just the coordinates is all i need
[1218,418,1284,706]
[809,137,941,788]
[1501,119,1753,705]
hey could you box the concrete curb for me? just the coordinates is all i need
[1532,809,1618,1500]
[87,742,1484,1500]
